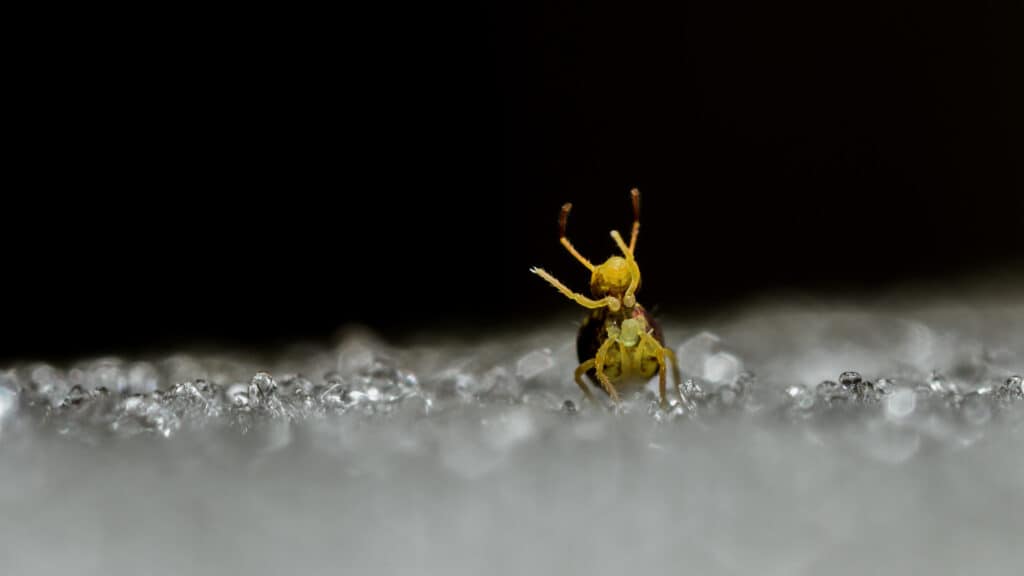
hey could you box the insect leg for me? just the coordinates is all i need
[656,346,668,409]
[618,341,631,381]
[530,267,621,311]
[641,332,668,408]
[664,347,687,407]
[593,338,621,403]
[573,359,597,403]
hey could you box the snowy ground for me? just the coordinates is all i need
[1,293,1022,575]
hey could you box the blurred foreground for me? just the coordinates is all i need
[1,294,1022,575]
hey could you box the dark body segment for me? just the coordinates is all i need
[576,303,664,386]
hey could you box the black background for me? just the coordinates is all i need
[3,1,1021,363]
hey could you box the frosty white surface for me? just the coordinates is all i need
[1,298,1023,576]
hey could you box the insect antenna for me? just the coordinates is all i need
[629,188,640,253]
[559,203,595,272]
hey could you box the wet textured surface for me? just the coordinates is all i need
[2,297,1024,575]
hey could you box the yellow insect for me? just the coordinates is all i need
[531,189,685,409]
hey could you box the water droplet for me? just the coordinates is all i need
[240,372,286,417]
[341,389,369,407]
[705,352,742,384]
[433,367,485,401]
[251,372,277,396]
[289,388,316,413]
[885,388,916,419]
[168,381,205,403]
[365,387,382,403]
[851,378,882,403]
[281,374,314,396]
[816,379,849,404]
[318,381,345,408]
[838,371,862,387]
[786,385,816,411]
[997,375,1023,402]
[62,385,89,407]
[515,348,554,380]
[193,379,214,394]
[225,383,250,408]
[927,372,959,396]
[113,395,179,437]
[715,382,742,407]
[247,383,261,407]
[562,400,577,414]
[681,378,705,403]
[648,396,668,419]
[347,359,421,405]
[676,331,721,377]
